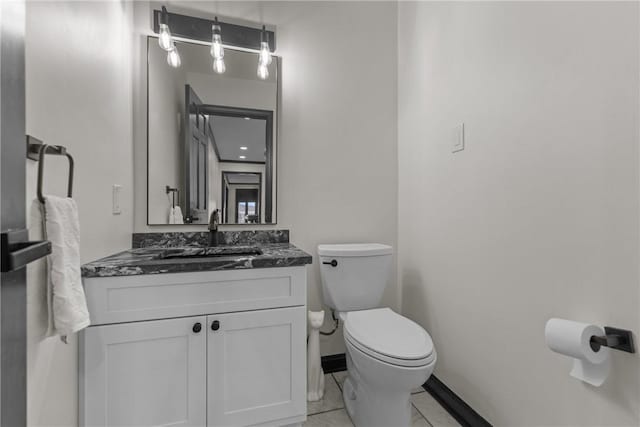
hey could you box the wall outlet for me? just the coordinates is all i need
[112,184,122,215]
[452,123,465,153]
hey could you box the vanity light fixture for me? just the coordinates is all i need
[211,17,226,74]
[153,9,277,73]
[239,155,247,159]
[257,25,271,80]
[240,146,248,150]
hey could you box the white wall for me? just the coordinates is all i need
[25,1,134,425]
[398,2,640,425]
[134,1,399,355]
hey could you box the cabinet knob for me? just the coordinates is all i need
[211,320,220,331]
[192,322,202,333]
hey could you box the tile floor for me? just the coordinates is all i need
[304,372,461,427]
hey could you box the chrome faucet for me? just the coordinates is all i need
[208,209,221,246]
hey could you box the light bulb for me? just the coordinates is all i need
[259,41,272,66]
[213,57,226,74]
[210,33,224,59]
[257,63,269,80]
[167,47,181,68]
[158,23,173,51]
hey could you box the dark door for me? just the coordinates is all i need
[223,181,229,223]
[235,189,259,223]
[0,1,27,424]
[184,85,208,224]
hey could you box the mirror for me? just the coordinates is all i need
[147,37,278,225]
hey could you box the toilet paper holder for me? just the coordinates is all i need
[589,327,635,353]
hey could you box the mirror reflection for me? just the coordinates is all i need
[147,37,278,225]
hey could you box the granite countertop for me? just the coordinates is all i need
[81,243,313,278]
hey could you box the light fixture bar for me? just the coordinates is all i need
[152,9,276,52]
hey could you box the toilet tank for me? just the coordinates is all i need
[318,243,393,312]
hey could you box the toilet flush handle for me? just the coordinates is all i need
[322,259,338,267]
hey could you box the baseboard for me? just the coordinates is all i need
[320,353,347,373]
[423,375,492,427]
[320,353,491,427]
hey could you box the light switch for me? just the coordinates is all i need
[112,184,122,215]
[452,123,465,153]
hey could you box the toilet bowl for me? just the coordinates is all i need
[341,308,436,427]
[318,244,437,427]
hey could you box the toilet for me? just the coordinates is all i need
[318,243,436,427]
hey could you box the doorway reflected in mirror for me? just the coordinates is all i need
[221,172,262,224]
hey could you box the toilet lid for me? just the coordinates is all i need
[344,308,434,361]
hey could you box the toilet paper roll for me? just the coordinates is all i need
[545,318,611,387]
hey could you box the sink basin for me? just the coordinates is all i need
[159,246,263,260]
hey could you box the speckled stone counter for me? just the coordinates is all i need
[82,230,311,278]
[81,243,312,278]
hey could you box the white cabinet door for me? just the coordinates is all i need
[207,307,306,426]
[81,316,207,427]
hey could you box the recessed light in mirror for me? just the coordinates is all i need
[240,146,248,150]
[244,117,251,120]
[239,155,246,159]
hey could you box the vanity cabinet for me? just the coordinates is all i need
[80,267,307,427]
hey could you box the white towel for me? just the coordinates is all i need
[31,196,90,342]
[168,206,176,224]
[172,206,184,224]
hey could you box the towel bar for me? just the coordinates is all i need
[27,135,74,203]
[166,185,179,208]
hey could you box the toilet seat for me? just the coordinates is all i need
[343,308,435,368]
